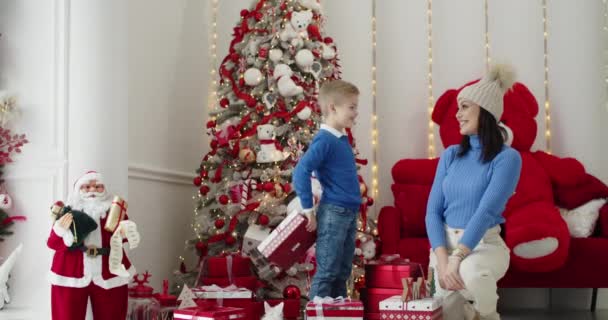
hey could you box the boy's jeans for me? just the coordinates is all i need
[429,225,509,320]
[309,203,358,298]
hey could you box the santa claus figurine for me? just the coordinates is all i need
[47,171,140,319]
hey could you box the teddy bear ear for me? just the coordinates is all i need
[431,89,458,125]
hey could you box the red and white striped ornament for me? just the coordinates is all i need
[241,178,257,209]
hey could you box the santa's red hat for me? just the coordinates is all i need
[73,170,104,192]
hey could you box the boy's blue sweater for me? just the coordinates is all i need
[293,125,361,211]
[425,135,522,250]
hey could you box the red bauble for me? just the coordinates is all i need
[199,185,210,196]
[263,182,275,192]
[280,2,287,10]
[355,276,366,291]
[55,200,65,206]
[225,235,236,245]
[246,96,257,108]
[195,241,208,255]
[307,24,322,41]
[324,37,334,44]
[256,105,265,113]
[239,78,245,87]
[206,120,216,129]
[367,197,374,206]
[220,98,230,108]
[258,214,270,226]
[200,170,209,179]
[218,195,229,205]
[240,9,249,17]
[215,219,225,229]
[254,11,263,21]
[193,176,202,186]
[282,183,292,194]
[283,285,301,299]
[210,140,218,149]
[258,47,268,59]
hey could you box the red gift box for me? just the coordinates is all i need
[257,211,316,271]
[305,297,364,319]
[379,296,443,320]
[200,276,259,292]
[365,313,382,320]
[174,306,247,320]
[204,255,252,278]
[208,299,261,320]
[359,287,402,314]
[365,256,423,289]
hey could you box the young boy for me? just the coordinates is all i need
[293,80,362,298]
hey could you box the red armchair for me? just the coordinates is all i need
[378,158,608,311]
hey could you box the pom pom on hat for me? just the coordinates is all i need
[457,63,516,121]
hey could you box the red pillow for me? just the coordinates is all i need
[392,183,431,237]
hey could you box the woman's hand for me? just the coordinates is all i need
[442,256,466,291]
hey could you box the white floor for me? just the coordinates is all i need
[502,310,608,320]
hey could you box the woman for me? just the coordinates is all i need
[425,64,522,320]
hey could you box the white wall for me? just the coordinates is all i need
[0,0,606,317]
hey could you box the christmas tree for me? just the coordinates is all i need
[175,0,376,298]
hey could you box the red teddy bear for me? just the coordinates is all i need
[385,80,608,272]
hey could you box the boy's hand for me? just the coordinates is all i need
[303,210,317,232]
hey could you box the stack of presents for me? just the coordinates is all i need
[169,210,443,319]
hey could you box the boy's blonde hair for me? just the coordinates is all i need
[318,80,359,116]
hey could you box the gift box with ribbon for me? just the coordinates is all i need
[364,254,423,289]
[192,285,252,300]
[173,303,247,320]
[257,210,316,271]
[378,276,442,320]
[305,296,364,320]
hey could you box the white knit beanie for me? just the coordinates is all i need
[457,64,516,122]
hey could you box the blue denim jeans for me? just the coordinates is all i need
[308,203,358,298]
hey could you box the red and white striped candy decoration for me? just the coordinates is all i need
[241,178,257,209]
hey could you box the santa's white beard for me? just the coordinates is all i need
[68,191,112,221]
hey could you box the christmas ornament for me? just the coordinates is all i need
[199,185,210,196]
[239,147,256,163]
[321,43,336,60]
[193,176,202,187]
[220,98,230,108]
[296,107,312,120]
[286,266,298,276]
[295,49,314,71]
[215,219,225,229]
[0,194,13,210]
[225,235,236,246]
[263,92,278,109]
[244,68,263,86]
[206,120,216,129]
[269,48,283,63]
[282,285,301,299]
[240,178,258,209]
[200,170,209,179]
[259,47,269,60]
[263,182,275,192]
[195,241,208,256]
[258,214,270,226]
[218,195,229,205]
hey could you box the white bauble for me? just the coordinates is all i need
[295,49,314,70]
[269,49,283,63]
[244,68,263,86]
[0,194,12,210]
[296,107,312,120]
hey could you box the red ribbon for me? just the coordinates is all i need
[207,202,261,244]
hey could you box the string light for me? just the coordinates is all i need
[542,0,552,153]
[207,0,220,122]
[371,0,379,210]
[426,0,436,158]
[484,0,490,70]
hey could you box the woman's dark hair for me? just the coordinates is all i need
[457,107,504,163]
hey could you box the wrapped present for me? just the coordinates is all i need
[201,276,259,292]
[242,225,271,256]
[364,313,382,320]
[196,299,260,320]
[257,210,316,271]
[305,297,364,320]
[205,254,253,278]
[359,287,402,314]
[173,305,247,320]
[192,285,252,299]
[365,255,423,289]
[379,296,442,320]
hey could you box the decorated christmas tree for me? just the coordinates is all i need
[174,0,376,298]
